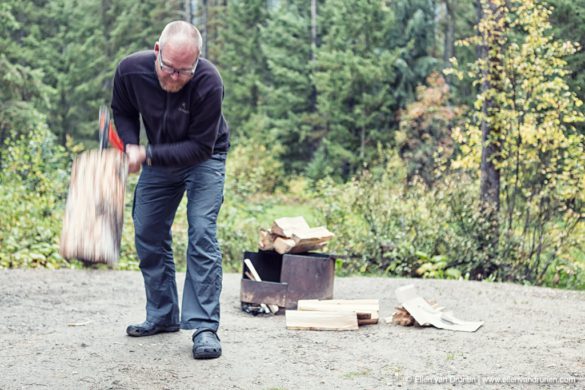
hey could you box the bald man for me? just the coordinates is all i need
[111,21,229,359]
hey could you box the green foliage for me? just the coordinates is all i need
[217,138,286,270]
[451,0,585,284]
[220,0,270,139]
[310,0,399,180]
[315,154,463,277]
[0,0,52,153]
[225,137,285,198]
[389,0,439,104]
[397,72,463,186]
[260,4,318,172]
[10,0,183,145]
[0,115,71,268]
[2,0,584,292]
[313,152,584,288]
[547,0,585,116]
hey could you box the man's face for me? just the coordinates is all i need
[154,42,198,93]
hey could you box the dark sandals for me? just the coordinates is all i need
[192,329,222,359]
[126,321,180,337]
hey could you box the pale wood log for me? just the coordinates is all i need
[60,149,128,264]
[286,310,359,331]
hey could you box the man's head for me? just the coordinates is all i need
[154,21,203,93]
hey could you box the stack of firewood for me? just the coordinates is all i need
[286,299,379,331]
[258,216,334,254]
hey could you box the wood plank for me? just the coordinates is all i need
[286,310,359,331]
[297,299,379,312]
[297,299,380,325]
[358,312,379,325]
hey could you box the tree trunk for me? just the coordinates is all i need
[185,0,195,23]
[442,0,455,66]
[202,0,208,58]
[309,0,318,112]
[311,0,318,51]
[477,0,506,278]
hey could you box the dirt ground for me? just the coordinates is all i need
[0,269,583,389]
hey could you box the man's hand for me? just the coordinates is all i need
[126,144,146,174]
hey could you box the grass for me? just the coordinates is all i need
[343,369,372,379]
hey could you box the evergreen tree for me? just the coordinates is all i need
[260,4,316,172]
[0,0,51,160]
[11,0,183,145]
[389,0,438,105]
[219,0,271,141]
[310,0,399,180]
[547,0,585,125]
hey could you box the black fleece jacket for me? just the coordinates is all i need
[111,50,230,166]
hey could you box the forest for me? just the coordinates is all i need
[1,0,583,289]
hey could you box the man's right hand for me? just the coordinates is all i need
[126,144,146,174]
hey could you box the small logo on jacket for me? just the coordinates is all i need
[179,102,189,114]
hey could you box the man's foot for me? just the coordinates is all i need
[126,321,180,337]
[192,329,222,359]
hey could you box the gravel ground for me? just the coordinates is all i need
[0,269,583,389]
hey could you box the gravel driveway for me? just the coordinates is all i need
[0,270,583,389]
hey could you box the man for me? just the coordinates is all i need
[111,20,229,360]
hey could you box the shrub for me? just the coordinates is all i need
[0,117,72,268]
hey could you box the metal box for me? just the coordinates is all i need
[240,250,335,310]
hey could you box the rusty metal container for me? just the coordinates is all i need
[240,251,335,310]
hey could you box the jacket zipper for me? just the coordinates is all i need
[161,92,169,140]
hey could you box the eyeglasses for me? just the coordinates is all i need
[158,49,198,77]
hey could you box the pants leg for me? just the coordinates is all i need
[133,165,184,326]
[180,153,226,331]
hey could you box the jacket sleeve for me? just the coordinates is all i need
[111,66,140,147]
[149,86,224,166]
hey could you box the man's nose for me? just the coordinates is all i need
[170,72,181,80]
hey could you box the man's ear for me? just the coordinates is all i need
[154,42,160,55]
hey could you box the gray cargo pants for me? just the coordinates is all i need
[132,152,226,331]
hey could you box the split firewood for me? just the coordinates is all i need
[271,216,310,238]
[272,228,333,254]
[273,237,297,255]
[389,306,416,326]
[388,300,442,327]
[291,226,334,245]
[288,242,327,254]
[243,259,279,314]
[267,217,334,254]
[258,229,276,250]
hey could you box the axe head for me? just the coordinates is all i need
[99,105,124,152]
